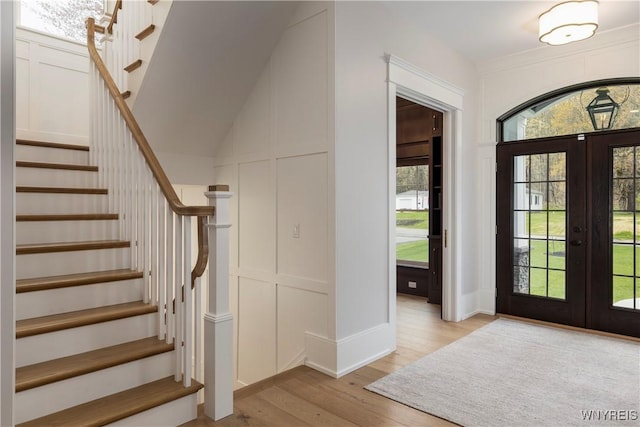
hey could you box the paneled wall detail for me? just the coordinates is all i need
[214,6,332,388]
[277,153,328,285]
[239,161,275,274]
[16,28,90,143]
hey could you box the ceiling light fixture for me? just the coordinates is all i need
[539,1,599,46]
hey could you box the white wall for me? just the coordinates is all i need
[16,27,90,144]
[213,2,334,387]
[0,2,15,424]
[475,24,640,315]
[329,1,479,373]
[156,151,215,185]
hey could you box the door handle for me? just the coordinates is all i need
[570,240,583,246]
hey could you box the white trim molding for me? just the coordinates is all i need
[386,54,465,322]
[305,322,395,378]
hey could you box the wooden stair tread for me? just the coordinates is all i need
[16,186,108,194]
[16,161,98,172]
[16,301,157,338]
[122,90,131,99]
[124,59,142,73]
[16,213,118,222]
[148,0,160,4]
[16,269,143,293]
[16,337,174,392]
[16,139,89,152]
[135,24,155,40]
[17,376,203,427]
[17,240,130,255]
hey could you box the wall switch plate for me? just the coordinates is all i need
[408,281,417,289]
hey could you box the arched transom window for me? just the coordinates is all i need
[498,78,640,143]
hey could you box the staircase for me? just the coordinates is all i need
[14,139,203,425]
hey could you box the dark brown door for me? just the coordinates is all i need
[589,130,640,337]
[497,129,640,337]
[497,135,587,327]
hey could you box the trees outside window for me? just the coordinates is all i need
[19,0,104,44]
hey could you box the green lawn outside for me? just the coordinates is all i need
[523,239,638,303]
[527,211,637,241]
[396,210,429,229]
[396,210,429,262]
[397,209,639,303]
[396,240,429,263]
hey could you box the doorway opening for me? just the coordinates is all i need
[395,97,443,305]
[386,54,465,323]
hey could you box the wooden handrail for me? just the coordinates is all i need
[191,216,208,288]
[86,18,214,218]
[106,0,122,35]
[87,16,216,288]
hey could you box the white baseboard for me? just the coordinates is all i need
[305,322,395,378]
[278,349,306,373]
[304,332,336,377]
[461,288,496,320]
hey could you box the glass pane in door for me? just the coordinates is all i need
[612,146,640,310]
[512,153,567,299]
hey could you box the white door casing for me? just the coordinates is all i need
[386,54,464,322]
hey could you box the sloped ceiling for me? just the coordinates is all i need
[133,0,298,157]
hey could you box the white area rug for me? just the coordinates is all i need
[366,319,640,426]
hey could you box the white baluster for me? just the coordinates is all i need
[184,215,192,387]
[158,193,166,339]
[143,167,151,304]
[135,155,144,282]
[130,144,137,269]
[194,275,202,386]
[175,215,183,381]
[166,207,174,344]
[151,182,158,306]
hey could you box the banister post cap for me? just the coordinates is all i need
[208,185,230,192]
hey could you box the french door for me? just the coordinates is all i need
[497,129,640,338]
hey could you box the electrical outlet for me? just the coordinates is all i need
[408,281,417,289]
[293,224,300,238]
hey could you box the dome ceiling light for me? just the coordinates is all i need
[539,1,599,46]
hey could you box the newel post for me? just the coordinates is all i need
[204,185,233,420]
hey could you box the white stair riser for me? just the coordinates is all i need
[16,247,131,280]
[17,219,119,245]
[107,393,198,426]
[16,167,98,187]
[16,144,89,165]
[15,351,175,424]
[16,279,144,320]
[17,192,109,215]
[16,312,159,367]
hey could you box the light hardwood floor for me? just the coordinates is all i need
[182,294,496,427]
